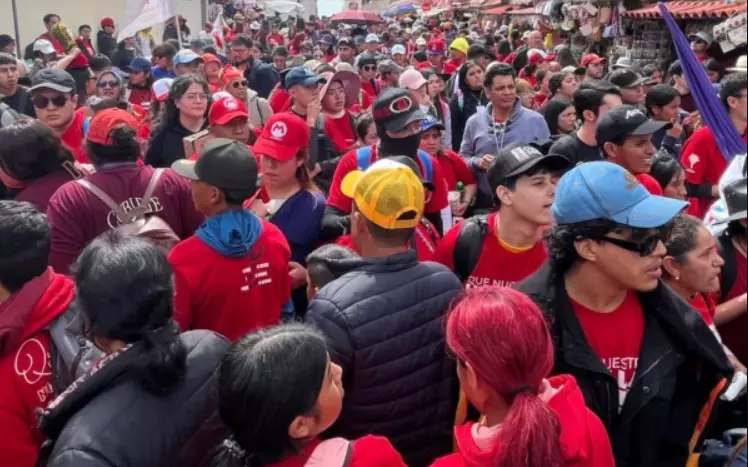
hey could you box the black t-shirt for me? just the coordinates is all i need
[549,133,603,167]
[1,86,35,118]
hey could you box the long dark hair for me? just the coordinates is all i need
[149,74,210,145]
[0,120,80,182]
[543,98,574,136]
[650,154,684,191]
[73,231,187,395]
[87,125,141,166]
[420,68,446,112]
[212,325,329,467]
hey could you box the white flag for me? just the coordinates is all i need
[118,0,176,42]
[212,6,225,50]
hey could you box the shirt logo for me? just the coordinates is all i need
[270,121,287,140]
[686,153,700,173]
[625,109,645,120]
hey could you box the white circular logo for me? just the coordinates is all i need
[271,122,288,140]
[224,98,238,110]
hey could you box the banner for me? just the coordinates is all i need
[118,0,176,42]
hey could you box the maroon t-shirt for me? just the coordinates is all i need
[15,170,81,212]
[46,164,205,274]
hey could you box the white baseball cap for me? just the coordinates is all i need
[33,39,56,55]
[391,44,406,55]
[365,33,380,44]
[250,21,261,30]
[415,37,427,46]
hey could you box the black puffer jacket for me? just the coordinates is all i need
[306,250,463,467]
[40,331,230,467]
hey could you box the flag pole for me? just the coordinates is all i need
[11,0,21,57]
[175,15,183,48]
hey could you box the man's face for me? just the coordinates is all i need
[729,90,748,122]
[45,16,60,32]
[587,62,604,79]
[691,38,708,54]
[393,53,407,67]
[338,45,353,60]
[104,25,115,35]
[487,74,516,110]
[360,63,376,81]
[581,226,667,292]
[653,95,681,123]
[605,135,657,174]
[211,117,250,143]
[227,78,248,100]
[621,84,645,106]
[499,171,556,226]
[80,27,91,40]
[1,42,15,54]
[175,61,200,76]
[231,44,252,64]
[124,37,136,48]
[32,90,75,131]
[528,33,543,49]
[429,54,443,66]
[291,83,320,108]
[0,62,19,92]
[155,55,171,69]
[366,42,379,53]
[597,94,623,119]
[273,55,286,70]
[674,74,689,92]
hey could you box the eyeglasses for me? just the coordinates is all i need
[183,93,210,101]
[362,65,376,71]
[232,80,248,88]
[97,81,119,88]
[31,94,69,109]
[599,234,663,257]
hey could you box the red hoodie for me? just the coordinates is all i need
[266,436,406,467]
[431,375,615,467]
[0,268,75,467]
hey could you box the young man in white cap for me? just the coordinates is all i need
[688,31,713,64]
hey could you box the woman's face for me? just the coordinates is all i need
[518,91,533,109]
[361,122,378,146]
[540,73,552,93]
[465,65,484,90]
[560,74,577,97]
[251,46,263,60]
[260,154,302,186]
[663,167,688,200]
[176,83,209,119]
[668,226,725,294]
[360,64,376,81]
[427,75,444,97]
[557,106,577,134]
[97,73,121,99]
[204,62,221,79]
[650,70,664,85]
[305,357,344,438]
[707,70,721,84]
[321,81,346,113]
[419,127,442,154]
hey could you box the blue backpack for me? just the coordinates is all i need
[355,147,434,184]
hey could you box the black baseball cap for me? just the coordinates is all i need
[608,68,647,89]
[172,139,258,195]
[30,68,76,93]
[595,105,671,145]
[338,37,355,48]
[487,143,570,192]
[372,88,428,133]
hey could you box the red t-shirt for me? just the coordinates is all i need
[636,173,663,196]
[60,110,88,163]
[715,245,748,364]
[336,218,440,262]
[434,212,547,288]
[326,146,450,216]
[269,87,291,114]
[681,127,747,218]
[169,220,291,342]
[324,111,357,154]
[573,290,645,412]
[267,33,285,46]
[360,80,379,99]
[443,58,464,75]
[128,87,153,107]
[689,293,715,326]
[433,149,477,191]
[349,90,373,113]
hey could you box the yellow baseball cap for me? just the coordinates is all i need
[450,38,469,56]
[341,159,424,230]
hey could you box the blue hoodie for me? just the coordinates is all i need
[458,99,551,205]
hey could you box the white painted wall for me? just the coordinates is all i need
[2,0,205,54]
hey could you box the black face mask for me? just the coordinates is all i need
[379,128,422,158]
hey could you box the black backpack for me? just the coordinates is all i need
[715,232,738,304]
[452,216,489,282]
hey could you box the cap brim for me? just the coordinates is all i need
[625,77,649,87]
[252,138,298,162]
[610,194,688,228]
[341,170,364,198]
[29,83,74,93]
[505,154,572,178]
[713,210,748,225]
[383,108,429,132]
[213,111,250,126]
[296,76,327,87]
[632,120,671,136]
[171,159,200,181]
[423,121,445,132]
[727,67,747,72]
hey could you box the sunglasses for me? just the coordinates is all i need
[599,233,663,257]
[97,81,119,88]
[362,65,376,71]
[232,80,248,88]
[31,94,69,109]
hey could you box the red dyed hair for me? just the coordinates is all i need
[446,287,564,467]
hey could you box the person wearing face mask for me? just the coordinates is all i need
[322,88,451,240]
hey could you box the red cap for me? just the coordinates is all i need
[101,17,115,29]
[253,113,310,162]
[202,53,221,67]
[209,96,249,126]
[426,39,445,55]
[581,54,606,68]
[222,67,244,87]
[87,109,139,146]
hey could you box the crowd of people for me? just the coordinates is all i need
[0,5,747,467]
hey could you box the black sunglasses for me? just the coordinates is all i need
[31,94,69,109]
[97,81,119,88]
[599,233,663,257]
[362,65,375,71]
[232,80,248,88]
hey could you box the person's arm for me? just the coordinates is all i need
[442,102,453,149]
[320,205,351,242]
[714,293,747,326]
[458,118,481,170]
[54,47,81,70]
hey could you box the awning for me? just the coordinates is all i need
[622,1,747,19]
[509,6,540,15]
[485,5,517,14]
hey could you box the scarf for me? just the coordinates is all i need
[197,209,263,258]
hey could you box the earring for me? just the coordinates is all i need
[674,276,680,281]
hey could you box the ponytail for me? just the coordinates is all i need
[133,315,186,395]
[491,390,563,467]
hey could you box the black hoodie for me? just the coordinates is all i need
[145,119,207,168]
[96,30,117,59]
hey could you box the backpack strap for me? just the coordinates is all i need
[342,441,355,467]
[417,150,434,183]
[76,179,133,224]
[453,215,489,282]
[356,146,372,171]
[716,233,737,303]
